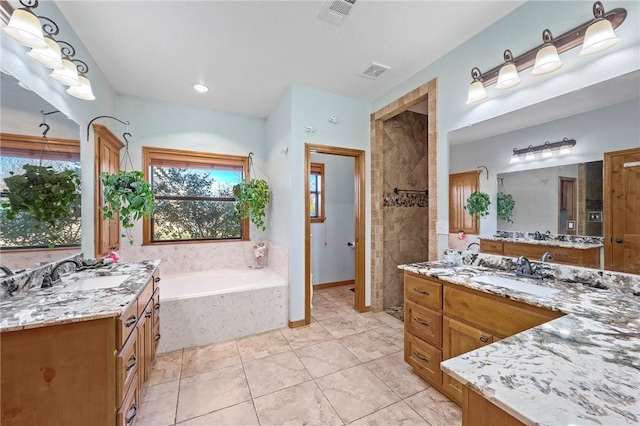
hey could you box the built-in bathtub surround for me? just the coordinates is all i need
[157,268,288,353]
[119,240,287,279]
[493,230,604,245]
[0,252,84,301]
[382,110,429,309]
[398,258,640,425]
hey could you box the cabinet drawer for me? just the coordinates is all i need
[404,332,442,386]
[405,300,442,347]
[480,240,504,254]
[117,302,138,348]
[117,328,138,405]
[404,273,442,311]
[548,247,581,265]
[137,279,154,318]
[117,374,139,426]
[443,286,561,338]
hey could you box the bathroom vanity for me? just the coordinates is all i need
[0,260,161,426]
[400,256,640,426]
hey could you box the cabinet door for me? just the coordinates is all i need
[442,316,493,404]
[449,171,479,234]
[152,288,161,361]
[137,299,154,389]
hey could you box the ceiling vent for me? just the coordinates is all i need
[318,0,356,26]
[360,62,391,79]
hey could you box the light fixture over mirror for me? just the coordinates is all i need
[466,67,488,105]
[496,50,521,90]
[531,30,562,76]
[580,1,621,56]
[2,6,46,48]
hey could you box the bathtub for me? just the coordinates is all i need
[157,268,288,353]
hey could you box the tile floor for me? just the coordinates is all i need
[138,286,461,426]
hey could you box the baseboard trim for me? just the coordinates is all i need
[288,319,307,328]
[313,279,355,290]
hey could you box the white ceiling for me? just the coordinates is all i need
[55,1,526,118]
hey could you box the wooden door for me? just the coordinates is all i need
[449,171,480,234]
[605,147,640,273]
[442,316,493,404]
[558,177,577,235]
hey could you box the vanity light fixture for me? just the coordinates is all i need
[466,1,626,104]
[192,83,209,93]
[510,138,576,163]
[531,30,562,76]
[496,50,521,90]
[1,1,94,101]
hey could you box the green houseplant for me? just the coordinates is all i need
[2,165,80,248]
[497,191,516,223]
[233,179,270,231]
[100,170,154,245]
[465,191,491,220]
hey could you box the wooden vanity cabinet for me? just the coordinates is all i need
[479,239,600,268]
[1,272,160,426]
[403,271,563,407]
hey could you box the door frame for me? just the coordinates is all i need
[304,144,366,324]
[558,176,577,235]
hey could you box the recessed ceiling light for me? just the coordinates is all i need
[192,83,208,93]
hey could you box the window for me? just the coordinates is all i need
[143,147,248,244]
[310,162,325,223]
[0,133,81,250]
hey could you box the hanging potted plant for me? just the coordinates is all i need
[100,170,154,245]
[2,165,80,248]
[233,178,270,231]
[497,192,516,223]
[465,191,491,220]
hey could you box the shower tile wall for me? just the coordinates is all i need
[382,111,429,308]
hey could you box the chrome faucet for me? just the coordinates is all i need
[540,252,553,263]
[0,265,14,277]
[515,256,542,280]
[42,259,83,288]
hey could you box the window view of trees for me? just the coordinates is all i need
[151,166,243,241]
[0,156,81,249]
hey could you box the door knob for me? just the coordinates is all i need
[615,238,624,244]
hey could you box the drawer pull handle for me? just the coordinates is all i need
[413,287,430,296]
[154,277,161,283]
[554,253,569,257]
[124,315,137,327]
[145,310,152,319]
[479,336,489,343]
[126,403,138,424]
[413,317,430,327]
[125,354,137,371]
[155,302,161,310]
[155,333,161,342]
[412,351,429,363]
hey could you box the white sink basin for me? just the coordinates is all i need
[471,275,560,297]
[60,275,130,292]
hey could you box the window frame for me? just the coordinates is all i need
[310,162,325,223]
[0,133,81,252]
[142,146,249,245]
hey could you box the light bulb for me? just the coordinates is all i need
[580,18,621,55]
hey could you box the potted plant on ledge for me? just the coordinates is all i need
[100,170,154,245]
[233,178,270,231]
[2,165,80,248]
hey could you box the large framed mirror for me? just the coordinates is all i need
[0,71,82,271]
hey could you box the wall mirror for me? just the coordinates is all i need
[0,70,81,270]
[496,160,603,236]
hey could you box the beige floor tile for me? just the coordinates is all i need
[243,350,312,398]
[147,350,183,386]
[181,340,241,378]
[310,304,350,321]
[320,314,372,339]
[254,380,343,426]
[365,351,427,398]
[405,388,462,426]
[363,311,404,328]
[348,401,428,426]
[316,365,399,424]
[176,401,259,426]
[137,380,179,426]
[176,364,251,423]
[280,322,334,349]
[374,325,405,348]
[338,330,401,363]
[295,340,360,378]
[236,329,291,362]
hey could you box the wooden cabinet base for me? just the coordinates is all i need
[463,386,525,426]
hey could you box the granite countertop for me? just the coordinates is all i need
[0,260,161,332]
[399,261,640,426]
[479,235,604,250]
